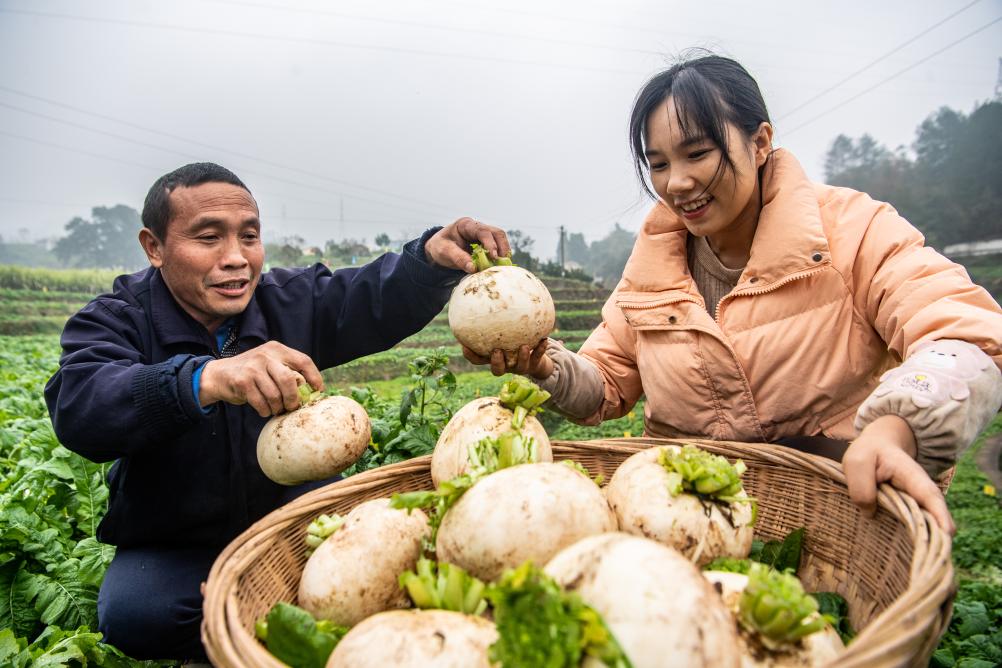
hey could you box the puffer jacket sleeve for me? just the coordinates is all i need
[44,300,211,463]
[844,196,1002,366]
[574,291,645,424]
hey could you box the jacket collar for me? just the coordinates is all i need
[149,269,269,349]
[619,148,830,296]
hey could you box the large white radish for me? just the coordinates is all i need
[298,498,428,626]
[436,462,616,582]
[545,532,742,668]
[448,245,555,361]
[327,609,496,668]
[257,394,370,485]
[605,444,754,565]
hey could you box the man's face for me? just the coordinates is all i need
[140,182,264,333]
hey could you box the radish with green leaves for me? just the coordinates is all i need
[544,532,742,668]
[434,462,617,582]
[298,498,428,626]
[448,243,555,362]
[703,565,844,667]
[327,609,497,668]
[257,387,371,485]
[605,444,755,565]
[431,377,552,487]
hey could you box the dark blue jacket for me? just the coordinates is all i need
[44,231,462,549]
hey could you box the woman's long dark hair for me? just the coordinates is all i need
[629,52,772,199]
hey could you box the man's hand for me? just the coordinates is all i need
[424,217,511,273]
[461,340,553,379]
[198,341,324,417]
[842,414,955,535]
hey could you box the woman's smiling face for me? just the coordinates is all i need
[644,96,773,240]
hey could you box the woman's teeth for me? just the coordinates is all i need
[680,196,711,212]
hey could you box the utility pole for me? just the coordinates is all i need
[339,197,344,240]
[558,225,566,271]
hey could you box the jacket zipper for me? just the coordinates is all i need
[715,264,828,326]
[616,294,703,310]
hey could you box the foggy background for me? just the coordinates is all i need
[1,0,1000,259]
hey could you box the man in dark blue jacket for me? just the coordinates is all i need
[43,162,509,660]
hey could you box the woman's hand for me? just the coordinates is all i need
[842,414,955,535]
[461,340,554,379]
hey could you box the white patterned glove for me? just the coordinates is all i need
[855,339,1002,477]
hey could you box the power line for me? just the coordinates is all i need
[0,8,645,77]
[0,130,451,228]
[0,99,457,219]
[203,0,662,56]
[0,129,165,173]
[0,84,456,217]
[782,15,1002,138]
[777,0,983,121]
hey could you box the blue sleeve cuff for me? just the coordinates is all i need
[192,359,214,414]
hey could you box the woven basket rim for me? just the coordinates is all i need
[202,437,954,668]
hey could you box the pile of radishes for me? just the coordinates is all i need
[250,251,847,667]
[254,376,847,668]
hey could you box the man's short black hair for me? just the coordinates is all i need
[141,162,251,240]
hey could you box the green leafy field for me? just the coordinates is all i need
[2,334,999,665]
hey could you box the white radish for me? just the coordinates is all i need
[436,462,616,582]
[448,245,555,361]
[544,532,742,668]
[704,570,845,667]
[326,609,497,668]
[605,445,754,565]
[298,498,427,627]
[431,396,551,487]
[257,394,370,485]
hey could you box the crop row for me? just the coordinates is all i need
[0,265,120,293]
[0,288,97,303]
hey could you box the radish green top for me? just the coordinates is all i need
[392,430,541,550]
[467,430,539,474]
[304,512,344,556]
[398,558,487,616]
[499,376,550,430]
[296,383,324,407]
[739,563,827,649]
[470,243,514,272]
[486,561,632,668]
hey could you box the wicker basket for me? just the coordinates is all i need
[202,438,955,668]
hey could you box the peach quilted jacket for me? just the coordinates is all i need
[577,149,1002,442]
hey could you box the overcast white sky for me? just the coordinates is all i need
[1,0,999,260]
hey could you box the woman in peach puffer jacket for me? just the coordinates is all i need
[465,53,1002,534]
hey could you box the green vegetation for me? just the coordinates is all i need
[933,414,1002,668]
[0,266,119,293]
[825,100,1002,248]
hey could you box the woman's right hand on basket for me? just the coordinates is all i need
[461,339,554,379]
[842,414,956,535]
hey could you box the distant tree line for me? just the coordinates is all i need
[824,100,1002,248]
